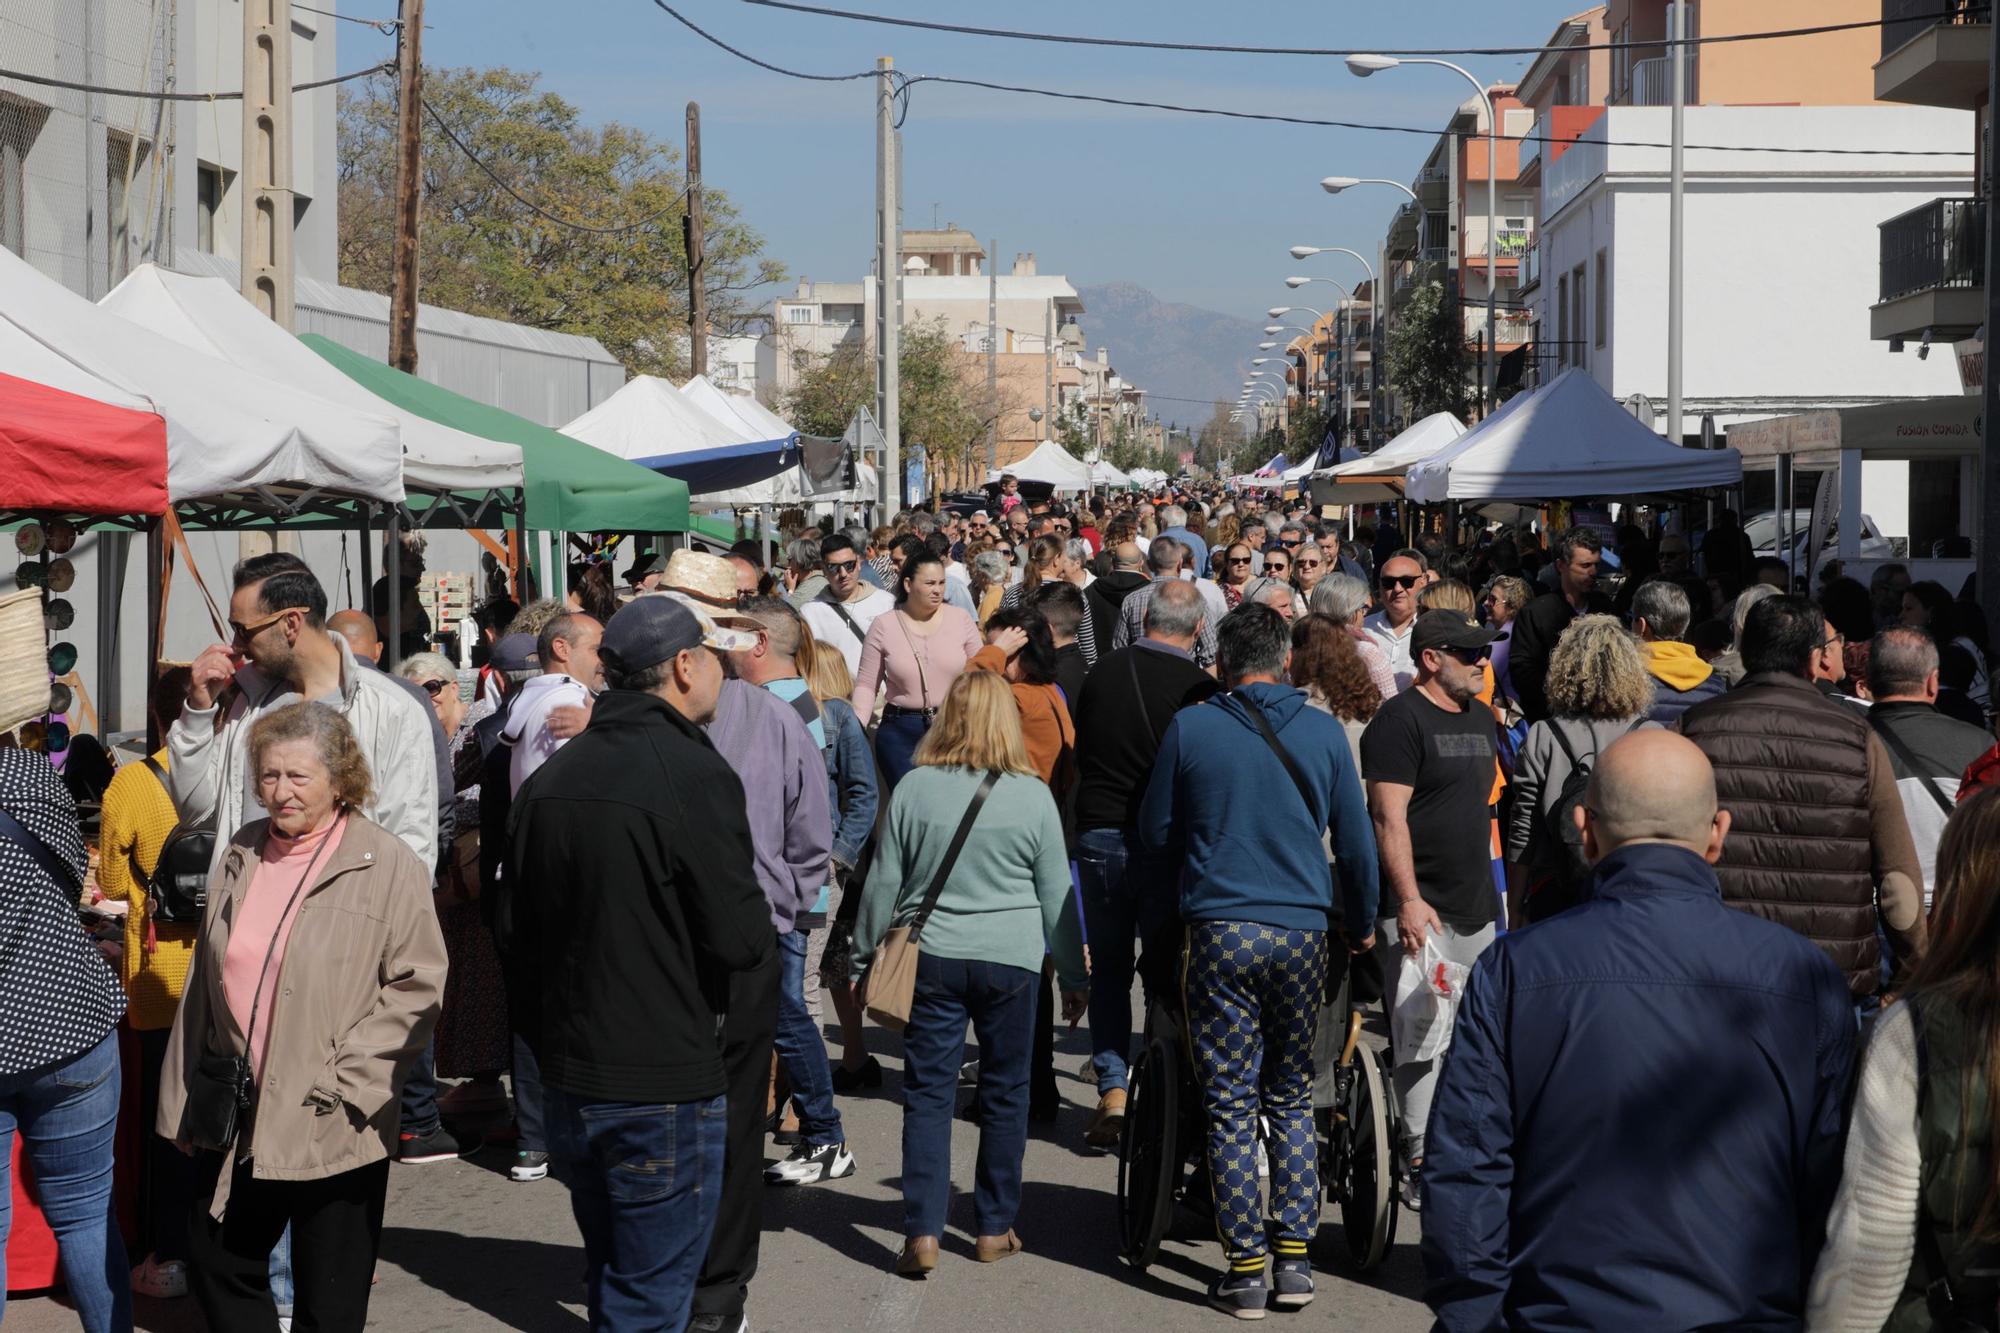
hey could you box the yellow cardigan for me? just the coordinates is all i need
[96,750,196,1030]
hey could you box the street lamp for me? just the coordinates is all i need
[1321,178,1417,445]
[1321,176,1418,202]
[1290,245,1376,284]
[1345,54,1498,417]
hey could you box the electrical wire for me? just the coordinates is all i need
[0,59,393,101]
[421,98,696,235]
[649,3,1973,157]
[736,0,1988,59]
[291,3,403,33]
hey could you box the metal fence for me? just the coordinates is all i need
[1879,196,1985,304]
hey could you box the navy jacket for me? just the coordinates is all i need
[1423,843,1854,1332]
[1137,682,1378,933]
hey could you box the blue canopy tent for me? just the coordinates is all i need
[561,374,793,494]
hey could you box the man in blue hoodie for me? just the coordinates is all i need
[1139,604,1379,1320]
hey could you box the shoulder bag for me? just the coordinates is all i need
[859,769,1000,1033]
[1872,717,1958,818]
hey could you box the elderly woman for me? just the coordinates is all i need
[1309,573,1398,700]
[1712,583,1780,688]
[1503,616,1660,924]
[161,701,445,1330]
[1481,575,1534,712]
[854,671,1085,1278]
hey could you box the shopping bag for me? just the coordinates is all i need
[1390,938,1471,1063]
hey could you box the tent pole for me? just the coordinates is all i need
[513,504,530,604]
[97,530,124,740]
[145,518,163,752]
[386,509,404,662]
[359,503,374,613]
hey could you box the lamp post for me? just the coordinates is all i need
[1343,56,1498,418]
[1285,277,1351,424]
[1322,177,1419,445]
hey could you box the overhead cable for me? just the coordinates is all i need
[0,58,394,101]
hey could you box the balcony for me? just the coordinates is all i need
[1876,0,1989,109]
[1873,196,1986,342]
[1414,164,1450,207]
[1520,243,1541,293]
[1629,55,1696,106]
[1517,124,1541,184]
[1464,306,1533,348]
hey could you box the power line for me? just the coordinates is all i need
[649,3,1973,157]
[0,59,393,102]
[735,0,1985,59]
[292,3,403,33]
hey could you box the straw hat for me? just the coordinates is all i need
[658,550,761,628]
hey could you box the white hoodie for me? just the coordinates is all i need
[500,673,592,797]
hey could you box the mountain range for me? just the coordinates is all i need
[1076,282,1260,427]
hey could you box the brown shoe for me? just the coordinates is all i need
[896,1235,939,1277]
[974,1229,1024,1263]
[1083,1088,1128,1148]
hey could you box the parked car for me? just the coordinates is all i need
[1746,508,1892,567]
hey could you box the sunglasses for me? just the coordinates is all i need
[1227,556,1254,566]
[1440,645,1490,665]
[228,607,306,645]
[1296,557,1323,569]
[1382,575,1421,590]
[1280,537,1303,548]
[824,559,860,574]
[418,678,452,697]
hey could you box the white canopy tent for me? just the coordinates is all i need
[0,247,404,505]
[563,375,793,494]
[101,264,523,495]
[681,375,799,448]
[1319,412,1467,501]
[1130,467,1169,487]
[698,460,881,508]
[1403,369,1742,504]
[989,439,1092,491]
[1283,447,1359,482]
[1089,459,1133,487]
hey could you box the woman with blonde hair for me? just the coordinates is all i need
[1504,615,1659,923]
[853,670,1086,1277]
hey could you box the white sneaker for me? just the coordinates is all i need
[131,1254,190,1299]
[510,1150,551,1182]
[762,1139,855,1186]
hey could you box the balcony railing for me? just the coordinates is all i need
[1464,307,1533,344]
[1517,125,1541,178]
[1883,0,1985,59]
[1521,244,1541,290]
[1630,55,1696,106]
[1880,197,1985,303]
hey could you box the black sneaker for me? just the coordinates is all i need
[396,1127,461,1165]
[687,1315,747,1333]
[509,1150,550,1182]
[763,1139,855,1186]
[1271,1257,1313,1310]
[1401,1159,1425,1213]
[830,1056,883,1093]
[1208,1269,1269,1320]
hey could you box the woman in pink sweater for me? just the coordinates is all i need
[851,551,983,789]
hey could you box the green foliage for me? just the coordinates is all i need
[1284,401,1334,468]
[1385,268,1469,423]
[337,67,785,378]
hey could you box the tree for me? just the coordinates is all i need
[1284,401,1334,467]
[338,66,785,378]
[1385,266,1469,423]
[1195,400,1244,474]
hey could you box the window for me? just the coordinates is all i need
[1555,274,1569,368]
[1574,55,1588,107]
[1503,108,1534,138]
[1571,264,1588,368]
[1594,249,1608,348]
[196,164,222,253]
[0,99,43,257]
[106,130,153,282]
[783,304,814,324]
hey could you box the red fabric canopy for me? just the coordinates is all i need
[0,371,168,516]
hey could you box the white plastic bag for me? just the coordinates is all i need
[1390,938,1472,1063]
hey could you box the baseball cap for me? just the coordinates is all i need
[490,633,538,672]
[601,592,758,677]
[1410,610,1500,658]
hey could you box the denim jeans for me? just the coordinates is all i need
[0,1031,131,1333]
[513,1033,546,1154]
[773,929,843,1146]
[1076,827,1163,1095]
[546,1089,728,1333]
[900,953,1038,1239]
[874,711,931,792]
[399,1034,441,1138]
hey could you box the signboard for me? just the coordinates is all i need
[1957,332,1985,397]
[1805,469,1838,580]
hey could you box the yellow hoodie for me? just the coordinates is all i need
[1643,639,1714,692]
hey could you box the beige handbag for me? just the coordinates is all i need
[860,770,1000,1032]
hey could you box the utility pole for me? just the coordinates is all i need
[242,0,295,329]
[1665,0,1686,444]
[874,57,901,513]
[685,102,707,377]
[987,236,998,471]
[1042,303,1053,441]
[1979,12,2000,642]
[387,0,423,370]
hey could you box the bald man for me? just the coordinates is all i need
[1422,732,1855,1332]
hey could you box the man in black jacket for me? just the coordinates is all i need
[1506,528,1612,722]
[1086,542,1151,662]
[500,595,772,1333]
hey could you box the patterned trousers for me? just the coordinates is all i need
[1183,921,1328,1265]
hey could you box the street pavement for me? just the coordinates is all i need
[9,1021,1431,1332]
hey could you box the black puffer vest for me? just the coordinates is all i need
[1680,672,1878,995]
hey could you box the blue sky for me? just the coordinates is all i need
[337,0,1583,315]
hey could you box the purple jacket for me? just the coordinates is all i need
[704,679,832,933]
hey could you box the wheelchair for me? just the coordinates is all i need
[1114,929,1400,1273]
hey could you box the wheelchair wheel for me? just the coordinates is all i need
[1116,1036,1181,1270]
[1337,1044,1397,1269]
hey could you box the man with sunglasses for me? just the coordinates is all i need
[1362,554,1428,692]
[801,534,895,674]
[169,553,439,878]
[1360,610,1503,1209]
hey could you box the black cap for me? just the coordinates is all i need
[626,551,666,579]
[601,593,756,676]
[1410,610,1500,658]
[490,633,538,672]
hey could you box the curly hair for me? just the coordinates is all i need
[247,701,373,811]
[1290,614,1381,724]
[1545,614,1655,721]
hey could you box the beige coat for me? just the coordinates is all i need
[158,812,446,1218]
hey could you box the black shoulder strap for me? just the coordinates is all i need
[818,591,868,644]
[1235,693,1318,825]
[0,805,80,892]
[907,770,1001,941]
[787,687,823,733]
[1871,716,1957,817]
[140,753,169,788]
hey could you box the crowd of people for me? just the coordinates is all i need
[5,481,2000,1330]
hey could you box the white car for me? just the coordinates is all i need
[1746,508,1892,567]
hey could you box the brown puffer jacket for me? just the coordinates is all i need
[1680,671,1926,996]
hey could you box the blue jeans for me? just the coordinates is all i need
[901,953,1038,1239]
[1076,827,1164,1095]
[513,1033,547,1154]
[399,1035,440,1138]
[546,1089,728,1333]
[0,1031,131,1333]
[773,929,842,1146]
[875,711,931,792]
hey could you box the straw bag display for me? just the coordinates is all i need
[859,770,999,1033]
[0,585,54,736]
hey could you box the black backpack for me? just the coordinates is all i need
[131,757,215,925]
[1539,720,1642,917]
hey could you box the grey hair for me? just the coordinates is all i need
[1158,504,1188,529]
[1279,522,1308,543]
[784,536,822,572]
[1729,583,1779,650]
[1217,604,1291,683]
[396,651,458,684]
[1262,514,1284,536]
[1867,625,1940,698]
[1309,573,1371,623]
[970,550,1008,585]
[1065,537,1093,569]
[841,525,870,551]
[1143,578,1205,640]
[1146,538,1184,576]
[906,511,941,537]
[1631,579,1692,641]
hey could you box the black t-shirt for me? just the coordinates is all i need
[1359,687,1498,929]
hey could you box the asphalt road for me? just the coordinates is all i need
[9,1021,1432,1332]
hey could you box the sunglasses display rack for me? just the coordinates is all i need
[12,516,81,755]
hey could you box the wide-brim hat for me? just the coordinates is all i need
[661,550,746,614]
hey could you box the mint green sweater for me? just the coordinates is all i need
[853,766,1086,991]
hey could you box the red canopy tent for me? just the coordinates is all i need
[0,371,168,517]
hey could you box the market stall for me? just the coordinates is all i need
[1089,459,1134,488]
[989,439,1092,490]
[1320,412,1468,502]
[562,374,793,494]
